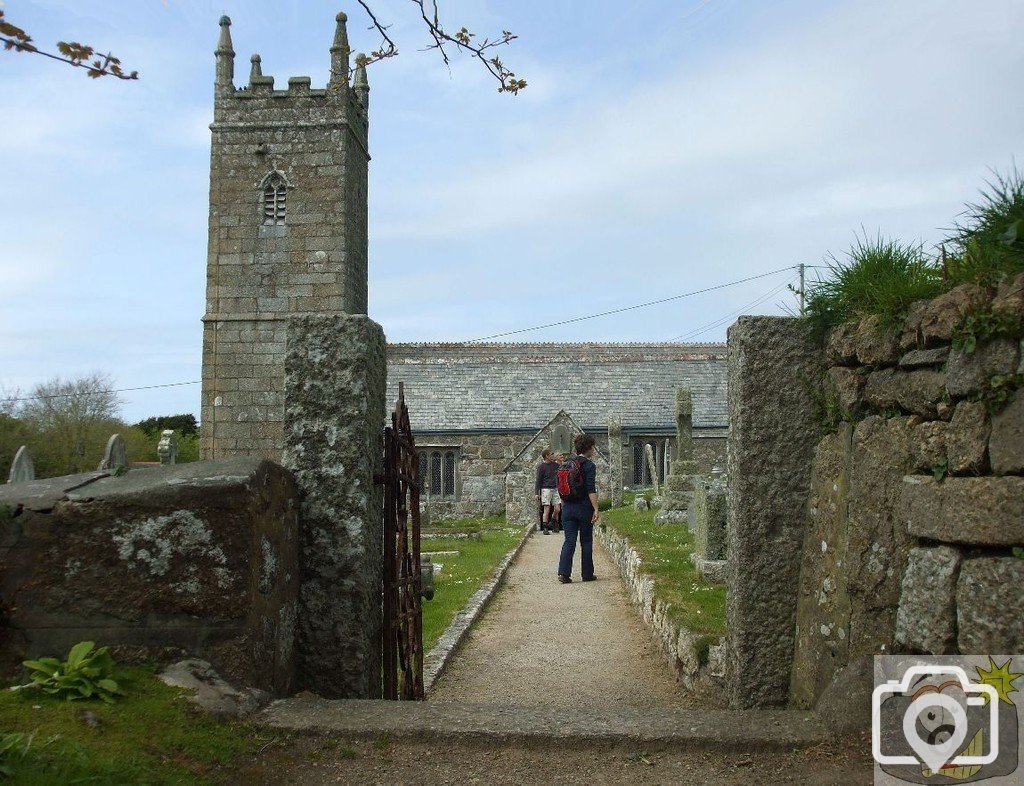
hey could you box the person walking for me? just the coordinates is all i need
[534,450,560,534]
[557,434,599,583]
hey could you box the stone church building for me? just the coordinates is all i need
[197,12,728,521]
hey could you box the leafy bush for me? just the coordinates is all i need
[804,234,942,337]
[951,308,1023,353]
[946,167,1024,287]
[17,642,124,703]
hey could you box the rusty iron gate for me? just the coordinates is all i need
[381,382,425,700]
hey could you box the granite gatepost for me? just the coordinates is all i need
[725,316,824,708]
[283,314,386,698]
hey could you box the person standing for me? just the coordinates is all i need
[534,450,559,534]
[557,434,599,583]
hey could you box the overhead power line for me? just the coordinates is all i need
[669,276,798,342]
[5,380,200,404]
[467,265,797,342]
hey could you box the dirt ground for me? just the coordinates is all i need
[245,732,874,785]
[242,533,874,784]
[429,531,711,708]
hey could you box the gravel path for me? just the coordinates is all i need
[428,529,699,708]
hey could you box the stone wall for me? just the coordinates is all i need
[283,314,386,699]
[724,316,825,709]
[0,460,299,695]
[201,14,370,461]
[422,432,532,520]
[596,524,724,692]
[789,279,1024,709]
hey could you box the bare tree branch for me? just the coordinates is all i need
[0,10,138,80]
[355,0,526,94]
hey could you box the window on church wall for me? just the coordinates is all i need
[429,451,442,496]
[260,171,288,225]
[631,439,668,487]
[421,448,459,499]
[443,451,455,497]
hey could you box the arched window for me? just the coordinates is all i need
[632,443,644,486]
[430,451,442,496]
[443,451,455,496]
[420,448,459,499]
[260,171,288,225]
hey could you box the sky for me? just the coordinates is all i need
[1,0,1022,423]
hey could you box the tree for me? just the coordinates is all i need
[0,3,524,93]
[15,372,124,476]
[133,414,198,438]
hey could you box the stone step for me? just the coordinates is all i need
[257,698,830,752]
[664,473,696,493]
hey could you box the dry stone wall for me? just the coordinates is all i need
[789,277,1024,709]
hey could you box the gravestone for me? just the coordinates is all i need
[98,434,128,472]
[644,443,660,495]
[7,446,34,484]
[157,430,179,465]
[655,388,700,523]
[607,416,624,508]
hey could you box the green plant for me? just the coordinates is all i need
[17,642,125,703]
[945,167,1024,287]
[977,374,1023,414]
[799,371,845,433]
[1012,546,1024,560]
[931,458,948,482]
[804,233,942,338]
[0,732,28,777]
[952,308,1023,353]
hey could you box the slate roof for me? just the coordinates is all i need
[386,343,727,433]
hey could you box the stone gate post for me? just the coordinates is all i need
[284,314,386,698]
[725,315,823,708]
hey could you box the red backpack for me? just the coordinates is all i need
[557,457,587,501]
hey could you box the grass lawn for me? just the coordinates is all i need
[601,502,726,638]
[421,516,523,653]
[0,667,276,784]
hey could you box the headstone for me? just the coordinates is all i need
[98,434,128,472]
[6,445,34,484]
[157,430,179,465]
[644,443,660,495]
[607,416,623,508]
[655,386,700,523]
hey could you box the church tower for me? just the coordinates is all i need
[201,13,370,459]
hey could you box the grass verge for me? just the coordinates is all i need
[422,517,522,653]
[601,504,726,639]
[0,667,275,784]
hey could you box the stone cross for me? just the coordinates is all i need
[675,387,694,462]
[98,433,128,473]
[607,416,623,508]
[644,443,660,495]
[7,445,34,484]
[157,430,179,465]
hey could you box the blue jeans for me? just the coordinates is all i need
[558,505,594,579]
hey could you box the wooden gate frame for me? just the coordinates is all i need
[382,382,424,700]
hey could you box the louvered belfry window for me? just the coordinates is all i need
[261,173,287,225]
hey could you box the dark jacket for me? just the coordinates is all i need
[535,460,559,492]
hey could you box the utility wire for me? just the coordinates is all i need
[467,265,797,342]
[5,264,808,403]
[669,277,798,341]
[4,380,200,403]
